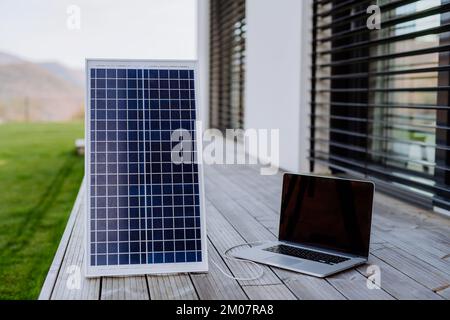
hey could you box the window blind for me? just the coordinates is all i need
[311,0,450,211]
[209,0,246,130]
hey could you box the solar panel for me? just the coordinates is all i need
[85,59,207,277]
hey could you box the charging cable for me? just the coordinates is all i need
[210,241,270,281]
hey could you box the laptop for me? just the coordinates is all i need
[233,174,374,278]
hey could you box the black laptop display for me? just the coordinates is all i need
[279,175,374,258]
[233,173,374,278]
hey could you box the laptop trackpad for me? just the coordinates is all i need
[266,255,302,266]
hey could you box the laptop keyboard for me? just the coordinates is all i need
[263,244,350,265]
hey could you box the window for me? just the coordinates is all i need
[209,0,246,130]
[311,0,450,211]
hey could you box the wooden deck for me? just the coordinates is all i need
[39,164,450,300]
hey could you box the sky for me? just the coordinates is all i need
[0,0,197,69]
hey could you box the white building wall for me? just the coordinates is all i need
[197,0,210,129]
[245,0,311,173]
[197,0,312,172]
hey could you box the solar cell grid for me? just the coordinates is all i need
[86,60,206,277]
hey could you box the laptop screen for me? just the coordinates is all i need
[279,174,374,257]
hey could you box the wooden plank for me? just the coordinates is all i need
[42,162,449,300]
[206,176,348,300]
[241,284,299,300]
[371,226,450,277]
[205,200,296,297]
[239,169,450,281]
[233,164,282,195]
[373,191,450,229]
[206,165,394,300]
[39,179,85,300]
[50,194,100,299]
[209,170,347,299]
[277,271,346,300]
[326,269,394,300]
[369,209,450,278]
[436,286,450,299]
[372,246,450,299]
[205,202,300,300]
[207,165,281,212]
[216,165,385,251]
[208,165,281,235]
[357,255,442,300]
[101,276,149,300]
[226,163,450,251]
[147,274,198,300]
[190,240,248,300]
[209,166,378,300]
[221,170,414,299]
[238,166,450,299]
[372,206,450,257]
[227,168,439,299]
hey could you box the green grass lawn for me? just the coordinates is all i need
[0,122,84,299]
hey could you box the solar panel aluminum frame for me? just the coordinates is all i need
[85,59,208,277]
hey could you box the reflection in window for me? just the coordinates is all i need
[370,1,440,179]
[311,0,450,209]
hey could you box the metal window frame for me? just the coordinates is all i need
[209,0,246,131]
[310,0,450,211]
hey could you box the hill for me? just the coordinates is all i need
[38,62,84,88]
[0,52,84,122]
[0,52,25,65]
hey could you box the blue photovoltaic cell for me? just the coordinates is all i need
[88,66,202,267]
